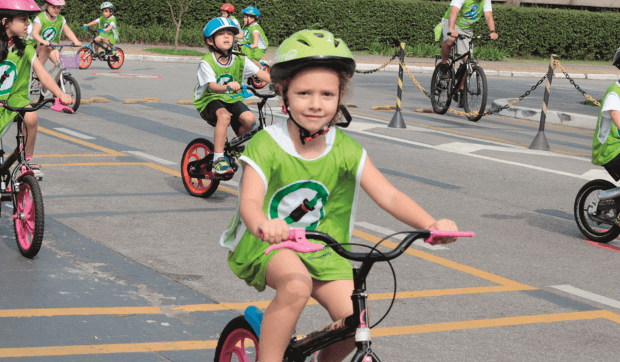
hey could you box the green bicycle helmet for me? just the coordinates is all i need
[271,30,356,144]
[271,29,355,84]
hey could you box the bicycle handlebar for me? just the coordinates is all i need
[0,98,74,114]
[447,33,496,41]
[263,229,474,262]
[231,84,277,101]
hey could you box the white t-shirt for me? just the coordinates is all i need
[450,0,492,12]
[195,54,260,98]
[601,83,620,119]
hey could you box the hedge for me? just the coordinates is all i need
[55,0,620,60]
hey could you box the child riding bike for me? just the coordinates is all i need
[220,29,459,362]
[239,6,268,68]
[437,0,498,107]
[589,47,620,223]
[31,0,81,68]
[82,2,118,57]
[193,17,270,175]
[0,0,73,176]
[220,3,243,41]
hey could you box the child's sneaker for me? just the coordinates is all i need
[213,157,234,175]
[26,158,44,179]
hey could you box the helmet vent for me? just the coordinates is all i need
[297,39,310,46]
[313,33,324,38]
[334,40,340,47]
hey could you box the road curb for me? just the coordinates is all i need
[126,54,617,79]
[491,98,597,130]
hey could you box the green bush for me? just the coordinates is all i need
[58,0,620,61]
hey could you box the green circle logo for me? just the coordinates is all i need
[104,22,110,29]
[42,27,57,42]
[268,180,329,230]
[216,74,234,93]
[0,61,18,96]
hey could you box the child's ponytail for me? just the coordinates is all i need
[0,13,27,63]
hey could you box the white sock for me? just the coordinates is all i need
[214,153,224,160]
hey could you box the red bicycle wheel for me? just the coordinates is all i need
[181,138,220,198]
[78,47,92,69]
[107,47,125,69]
[251,63,270,89]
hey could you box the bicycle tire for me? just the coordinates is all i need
[250,63,269,89]
[214,316,259,362]
[28,77,43,105]
[59,74,81,113]
[13,174,45,258]
[107,47,124,69]
[574,179,620,243]
[78,47,92,69]
[181,138,220,198]
[463,65,487,122]
[430,65,453,115]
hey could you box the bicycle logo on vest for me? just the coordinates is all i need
[243,28,250,42]
[42,27,57,42]
[0,61,17,95]
[464,4,480,21]
[216,74,234,93]
[268,180,329,230]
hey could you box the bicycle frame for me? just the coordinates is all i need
[83,31,116,58]
[0,113,33,205]
[438,38,478,94]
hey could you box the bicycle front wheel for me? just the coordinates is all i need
[78,47,92,69]
[430,65,453,115]
[13,175,45,258]
[108,48,125,69]
[59,74,81,113]
[181,138,220,198]
[574,179,620,243]
[214,316,259,362]
[463,65,487,122]
[28,77,43,105]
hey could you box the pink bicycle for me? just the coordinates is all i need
[214,228,474,362]
[0,98,73,258]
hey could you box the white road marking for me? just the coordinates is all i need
[355,221,448,250]
[125,151,176,165]
[54,128,95,140]
[551,285,620,310]
[580,169,616,182]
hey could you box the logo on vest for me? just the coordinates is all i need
[464,4,480,21]
[42,27,57,42]
[269,180,329,230]
[216,74,234,93]
[0,61,18,96]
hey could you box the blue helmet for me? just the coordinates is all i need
[242,6,260,18]
[203,17,239,38]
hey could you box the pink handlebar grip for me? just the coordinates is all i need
[425,228,474,243]
[263,229,324,255]
[51,98,74,113]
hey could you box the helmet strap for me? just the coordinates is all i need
[284,100,341,145]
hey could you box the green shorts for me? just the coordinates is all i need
[228,230,353,292]
[241,46,266,62]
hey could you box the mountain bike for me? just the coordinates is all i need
[214,228,474,362]
[0,98,74,258]
[29,43,81,113]
[77,28,125,70]
[574,179,620,243]
[181,85,277,198]
[430,34,491,122]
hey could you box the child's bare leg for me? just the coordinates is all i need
[48,49,60,65]
[36,46,51,68]
[260,250,313,362]
[312,279,355,362]
[102,37,111,51]
[23,112,38,158]
[214,108,231,153]
[237,111,256,135]
[94,36,102,52]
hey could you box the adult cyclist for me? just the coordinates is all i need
[437,0,498,107]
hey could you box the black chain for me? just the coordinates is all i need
[355,52,399,74]
[560,70,591,100]
[484,73,548,116]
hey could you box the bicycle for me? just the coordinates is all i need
[77,27,125,70]
[214,228,474,362]
[235,43,270,89]
[29,43,81,113]
[430,34,491,122]
[574,180,620,243]
[181,85,277,198]
[0,98,74,258]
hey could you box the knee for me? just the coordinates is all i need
[94,36,102,42]
[24,112,38,127]
[216,110,231,125]
[275,276,312,307]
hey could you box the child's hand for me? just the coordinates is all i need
[74,41,82,47]
[258,219,290,244]
[82,25,88,29]
[40,40,51,47]
[228,82,241,92]
[427,219,458,245]
[59,94,73,106]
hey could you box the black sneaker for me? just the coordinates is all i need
[437,64,450,80]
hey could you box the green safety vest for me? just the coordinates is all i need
[444,0,488,30]
[0,45,36,138]
[99,15,119,44]
[193,53,246,112]
[243,23,268,49]
[35,12,65,43]
[592,82,620,166]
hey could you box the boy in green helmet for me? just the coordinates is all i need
[82,2,119,56]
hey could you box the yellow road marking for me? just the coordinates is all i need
[352,111,591,157]
[38,127,125,156]
[2,311,619,357]
[0,306,162,318]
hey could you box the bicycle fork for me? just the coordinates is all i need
[351,266,381,362]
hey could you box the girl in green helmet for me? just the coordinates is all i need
[220,29,460,362]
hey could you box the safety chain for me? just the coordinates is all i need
[400,60,549,118]
[356,52,399,74]
[553,60,601,107]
